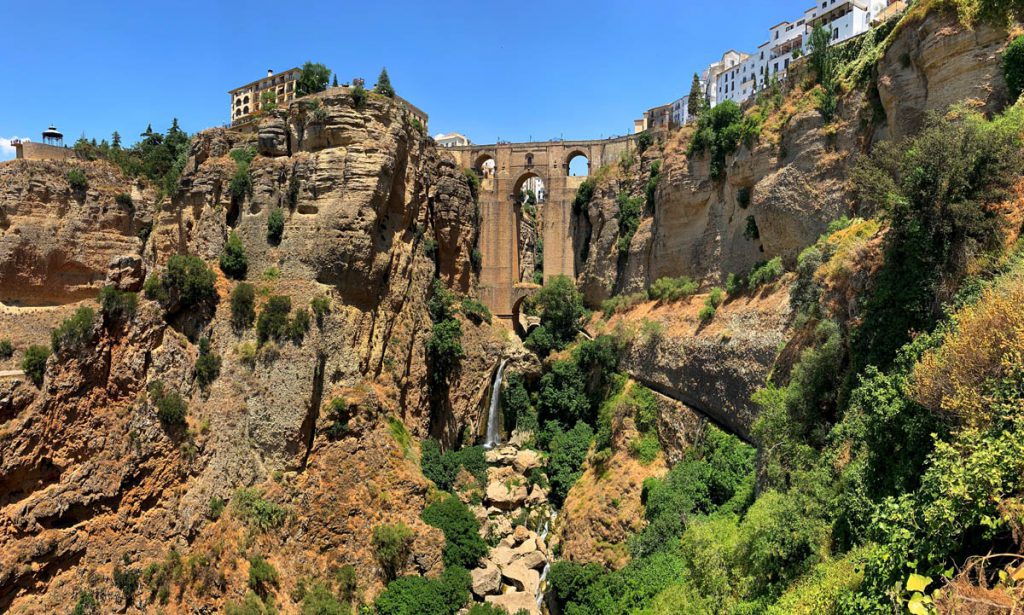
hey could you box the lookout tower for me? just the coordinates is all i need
[41,125,63,147]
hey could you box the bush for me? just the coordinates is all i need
[99,286,138,320]
[231,283,256,331]
[225,592,273,615]
[66,168,88,192]
[572,178,596,215]
[374,567,470,615]
[0,339,12,359]
[601,291,647,317]
[149,380,187,426]
[524,275,586,356]
[460,298,491,324]
[1004,35,1024,102]
[629,434,661,464]
[616,192,644,253]
[372,523,414,582]
[420,440,487,491]
[537,359,592,427]
[195,337,221,388]
[220,231,249,279]
[267,208,285,243]
[748,257,784,287]
[426,318,464,387]
[51,307,95,353]
[233,487,287,532]
[743,215,760,241]
[209,496,226,519]
[112,565,140,605]
[637,131,654,154]
[648,276,699,302]
[72,591,99,615]
[288,308,311,343]
[149,254,217,312]
[688,101,761,181]
[21,345,49,387]
[351,82,367,108]
[115,192,134,208]
[726,272,746,295]
[422,494,488,568]
[248,555,279,597]
[311,296,330,326]
[257,295,292,344]
[229,164,252,203]
[336,564,358,603]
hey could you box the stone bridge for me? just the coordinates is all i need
[448,136,637,320]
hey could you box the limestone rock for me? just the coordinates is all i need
[104,254,144,292]
[486,480,529,510]
[471,562,502,597]
[257,115,290,157]
[513,449,542,473]
[503,561,541,595]
[486,591,539,615]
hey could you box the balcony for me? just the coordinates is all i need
[771,37,802,58]
[808,0,868,29]
[872,0,907,25]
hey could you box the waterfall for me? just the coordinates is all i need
[484,359,508,449]
[535,511,556,609]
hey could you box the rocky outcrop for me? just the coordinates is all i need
[878,10,1010,140]
[0,159,153,306]
[0,92,499,612]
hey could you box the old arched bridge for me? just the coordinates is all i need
[448,136,636,320]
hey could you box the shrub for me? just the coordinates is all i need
[195,337,221,388]
[296,61,331,96]
[220,231,249,279]
[248,555,279,597]
[209,496,226,519]
[149,254,217,312]
[422,494,488,568]
[372,523,414,582]
[748,257,784,287]
[311,296,330,326]
[238,341,257,367]
[288,308,311,343]
[21,345,49,387]
[629,434,661,464]
[257,295,292,344]
[374,566,470,615]
[225,592,272,615]
[287,174,301,208]
[1004,35,1024,102]
[524,275,586,356]
[421,440,488,491]
[537,359,592,427]
[648,276,699,302]
[743,215,760,241]
[688,101,761,180]
[0,339,12,359]
[460,298,491,324]
[616,192,644,254]
[351,82,367,108]
[112,564,140,605]
[72,591,99,615]
[601,291,647,317]
[336,564,358,603]
[726,273,746,295]
[233,487,287,532]
[426,318,464,387]
[572,178,596,215]
[637,131,654,154]
[322,397,352,440]
[698,304,716,323]
[299,582,348,614]
[115,192,134,208]
[51,307,95,353]
[231,283,256,330]
[229,164,253,203]
[66,168,88,192]
[99,286,138,320]
[267,208,284,243]
[149,380,187,426]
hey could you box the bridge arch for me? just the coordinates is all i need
[512,171,546,201]
[567,150,590,176]
[473,153,496,178]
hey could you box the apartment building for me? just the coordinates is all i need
[229,68,302,125]
[434,133,471,148]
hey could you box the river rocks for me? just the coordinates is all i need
[514,449,542,473]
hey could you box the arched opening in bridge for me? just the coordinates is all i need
[568,151,590,177]
[474,154,496,179]
[514,173,547,284]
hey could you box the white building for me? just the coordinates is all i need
[434,132,471,148]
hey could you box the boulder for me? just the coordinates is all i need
[104,255,144,292]
[490,544,516,567]
[503,561,541,595]
[485,445,518,465]
[526,483,546,505]
[486,591,539,615]
[486,480,528,510]
[471,562,502,597]
[513,449,542,473]
[518,550,546,571]
[512,525,531,544]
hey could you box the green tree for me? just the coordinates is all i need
[296,61,331,96]
[687,73,705,121]
[231,283,257,331]
[332,74,339,88]
[195,337,222,388]
[51,307,96,353]
[248,555,279,598]
[374,567,470,615]
[1004,34,1024,102]
[220,231,249,279]
[525,275,586,356]
[688,100,759,181]
[148,254,217,313]
[421,494,488,568]
[375,67,395,98]
[257,295,292,344]
[546,422,595,505]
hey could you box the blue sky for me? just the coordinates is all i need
[1,0,812,159]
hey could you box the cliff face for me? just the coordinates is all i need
[0,92,505,612]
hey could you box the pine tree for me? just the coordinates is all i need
[374,67,395,98]
[111,131,121,149]
[332,74,339,88]
[687,73,705,122]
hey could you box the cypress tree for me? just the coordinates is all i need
[374,67,395,98]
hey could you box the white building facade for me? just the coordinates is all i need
[434,133,471,148]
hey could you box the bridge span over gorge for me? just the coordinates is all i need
[448,135,637,321]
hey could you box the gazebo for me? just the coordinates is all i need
[41,125,63,146]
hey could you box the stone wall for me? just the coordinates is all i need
[14,142,80,161]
